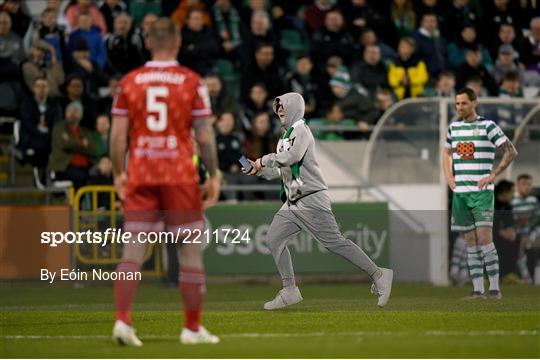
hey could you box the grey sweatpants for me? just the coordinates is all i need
[266,190,379,287]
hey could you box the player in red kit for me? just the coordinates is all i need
[110,18,220,346]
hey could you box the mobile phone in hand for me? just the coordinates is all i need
[238,155,253,172]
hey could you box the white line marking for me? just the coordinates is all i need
[1,330,538,340]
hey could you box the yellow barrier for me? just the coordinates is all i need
[72,185,162,275]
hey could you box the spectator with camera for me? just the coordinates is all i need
[22,39,64,97]
[32,7,68,64]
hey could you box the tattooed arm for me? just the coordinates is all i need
[193,117,220,208]
[477,139,518,190]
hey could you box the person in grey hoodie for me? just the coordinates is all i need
[243,92,393,310]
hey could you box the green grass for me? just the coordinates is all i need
[0,283,539,358]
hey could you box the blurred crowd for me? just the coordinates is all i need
[0,0,539,195]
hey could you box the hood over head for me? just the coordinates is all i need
[273,92,305,128]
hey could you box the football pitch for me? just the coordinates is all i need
[1,282,539,358]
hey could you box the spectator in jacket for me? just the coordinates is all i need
[330,68,379,137]
[455,44,498,96]
[99,0,128,33]
[240,10,280,66]
[211,0,242,60]
[133,12,158,63]
[488,22,519,61]
[171,0,211,28]
[444,0,479,43]
[355,28,398,63]
[483,0,522,43]
[90,113,110,162]
[351,44,388,99]
[215,112,243,200]
[65,0,107,34]
[412,12,447,77]
[390,0,416,39]
[104,12,143,75]
[179,9,220,75]
[341,0,387,43]
[33,7,68,64]
[491,44,524,85]
[69,38,109,98]
[205,73,239,120]
[287,54,318,117]
[424,70,456,97]
[49,101,96,189]
[0,11,24,115]
[241,43,284,102]
[448,25,493,70]
[388,37,429,100]
[0,0,30,38]
[518,17,540,74]
[22,39,65,97]
[97,75,120,115]
[67,13,106,69]
[59,74,97,130]
[18,77,63,170]
[0,11,23,65]
[240,82,276,133]
[311,10,354,70]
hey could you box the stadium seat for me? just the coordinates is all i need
[214,59,240,99]
[279,29,309,55]
[129,0,162,25]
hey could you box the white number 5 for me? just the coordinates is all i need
[146,86,168,131]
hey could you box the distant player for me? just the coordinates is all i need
[242,92,393,310]
[443,87,518,299]
[511,174,540,283]
[110,18,220,346]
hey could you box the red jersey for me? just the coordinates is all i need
[111,60,211,186]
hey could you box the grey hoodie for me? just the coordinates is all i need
[258,92,328,202]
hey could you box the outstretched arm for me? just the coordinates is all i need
[477,139,518,190]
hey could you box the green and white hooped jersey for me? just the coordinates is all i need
[445,116,508,193]
[511,195,540,236]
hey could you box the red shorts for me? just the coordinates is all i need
[123,183,203,233]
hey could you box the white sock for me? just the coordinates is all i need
[467,246,485,293]
[480,243,500,291]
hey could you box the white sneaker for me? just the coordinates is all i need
[370,268,393,307]
[264,286,303,310]
[112,320,143,347]
[180,326,220,344]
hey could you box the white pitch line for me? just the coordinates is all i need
[1,330,538,340]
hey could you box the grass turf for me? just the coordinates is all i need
[0,282,539,358]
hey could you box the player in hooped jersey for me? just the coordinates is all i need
[443,88,517,299]
[110,18,220,346]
